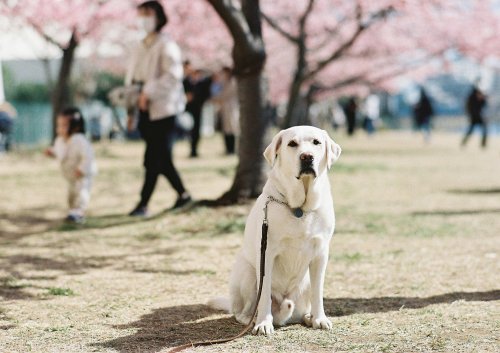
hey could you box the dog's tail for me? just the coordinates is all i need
[207,296,231,312]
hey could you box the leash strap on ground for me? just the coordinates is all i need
[168,210,269,353]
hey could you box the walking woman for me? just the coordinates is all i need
[126,0,191,217]
[462,85,488,148]
[213,67,239,155]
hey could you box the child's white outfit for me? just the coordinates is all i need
[51,133,97,217]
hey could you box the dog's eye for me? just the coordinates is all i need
[313,139,321,145]
[288,141,298,147]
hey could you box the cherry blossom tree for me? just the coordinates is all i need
[260,0,500,127]
[0,0,136,138]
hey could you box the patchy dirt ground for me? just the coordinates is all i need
[0,131,499,353]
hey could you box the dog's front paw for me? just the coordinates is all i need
[304,313,332,330]
[252,319,274,335]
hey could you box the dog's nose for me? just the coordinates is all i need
[300,153,314,163]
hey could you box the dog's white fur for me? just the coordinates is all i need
[209,126,341,335]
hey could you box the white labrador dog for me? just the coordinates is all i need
[209,126,341,335]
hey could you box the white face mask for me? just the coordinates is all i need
[138,16,156,34]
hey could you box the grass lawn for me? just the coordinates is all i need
[0,130,499,353]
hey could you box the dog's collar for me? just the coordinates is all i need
[264,195,304,220]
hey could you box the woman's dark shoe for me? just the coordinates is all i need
[129,205,149,217]
[170,194,192,210]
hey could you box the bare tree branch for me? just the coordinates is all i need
[309,15,352,52]
[305,5,394,80]
[298,0,316,35]
[261,11,299,43]
[206,0,265,75]
[207,0,255,48]
[316,49,445,93]
[27,20,64,49]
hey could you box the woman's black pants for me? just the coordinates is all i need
[137,111,186,207]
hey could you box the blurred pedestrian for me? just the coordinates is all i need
[344,97,357,136]
[362,93,380,136]
[413,88,434,143]
[0,101,16,152]
[45,107,97,223]
[126,0,191,217]
[461,85,488,148]
[212,67,239,155]
[183,62,212,158]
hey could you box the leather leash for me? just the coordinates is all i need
[168,198,274,353]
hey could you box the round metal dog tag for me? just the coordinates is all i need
[293,208,304,218]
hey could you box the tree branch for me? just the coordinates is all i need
[309,16,351,52]
[298,0,316,34]
[306,5,395,80]
[27,20,63,49]
[207,0,254,48]
[261,11,299,43]
[317,49,445,93]
[206,0,265,75]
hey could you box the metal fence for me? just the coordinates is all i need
[11,101,52,146]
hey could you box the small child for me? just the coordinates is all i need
[45,107,97,223]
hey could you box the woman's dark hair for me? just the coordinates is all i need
[61,107,85,135]
[137,1,168,32]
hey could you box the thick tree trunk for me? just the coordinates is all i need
[283,76,306,128]
[282,38,308,128]
[217,72,268,204]
[51,31,78,139]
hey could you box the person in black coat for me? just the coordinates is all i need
[413,88,434,142]
[462,85,488,148]
[183,62,212,158]
[344,97,357,136]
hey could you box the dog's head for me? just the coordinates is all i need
[263,126,341,180]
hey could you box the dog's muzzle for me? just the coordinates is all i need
[298,153,317,178]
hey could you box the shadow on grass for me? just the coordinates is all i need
[96,304,241,353]
[412,208,500,216]
[448,187,500,195]
[324,290,500,316]
[0,248,199,300]
[97,290,499,353]
[53,212,160,232]
[0,210,60,241]
[0,254,123,300]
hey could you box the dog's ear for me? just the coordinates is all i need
[263,130,284,166]
[323,130,341,169]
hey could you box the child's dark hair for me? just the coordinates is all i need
[137,1,168,32]
[61,107,85,135]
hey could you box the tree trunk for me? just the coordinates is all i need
[217,72,268,204]
[283,76,306,127]
[51,31,78,139]
[282,37,308,128]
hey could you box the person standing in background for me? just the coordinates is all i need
[362,93,380,136]
[183,63,212,158]
[413,87,434,143]
[344,97,358,136]
[0,101,16,152]
[212,67,239,155]
[462,84,488,148]
[126,0,191,217]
